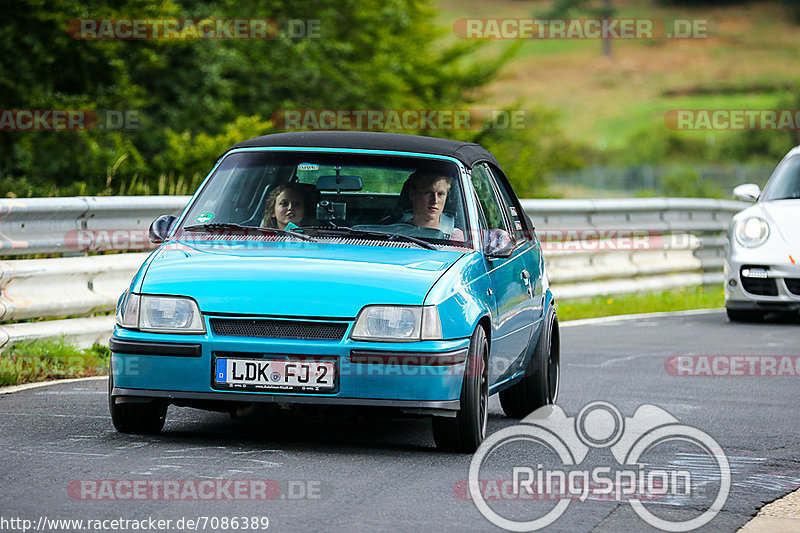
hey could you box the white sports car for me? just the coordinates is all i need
[725,146,800,321]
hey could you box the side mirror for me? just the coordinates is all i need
[733,183,760,202]
[484,229,515,258]
[149,215,177,243]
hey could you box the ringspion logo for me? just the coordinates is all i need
[468,402,730,531]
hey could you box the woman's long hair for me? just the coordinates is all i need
[262,182,311,228]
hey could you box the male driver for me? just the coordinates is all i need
[405,170,464,240]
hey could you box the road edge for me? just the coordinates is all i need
[559,307,724,327]
[0,374,107,395]
[738,488,800,532]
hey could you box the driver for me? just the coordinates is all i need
[404,170,464,241]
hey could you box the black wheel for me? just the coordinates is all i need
[432,325,489,452]
[108,374,167,434]
[499,306,560,418]
[726,308,764,322]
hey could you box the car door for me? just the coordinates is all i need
[485,164,546,371]
[486,164,545,321]
[471,164,536,386]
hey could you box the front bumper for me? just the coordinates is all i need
[110,324,471,417]
[724,248,800,311]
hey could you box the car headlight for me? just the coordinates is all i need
[116,293,206,334]
[116,291,139,328]
[735,216,770,248]
[351,305,442,341]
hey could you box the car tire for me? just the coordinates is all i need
[499,306,560,418]
[108,374,167,434]
[726,308,765,322]
[432,325,489,453]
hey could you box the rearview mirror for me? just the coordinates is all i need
[149,215,177,243]
[733,183,760,202]
[484,229,515,258]
[316,174,363,191]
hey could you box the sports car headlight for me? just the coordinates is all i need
[116,293,205,333]
[351,306,442,341]
[735,216,770,248]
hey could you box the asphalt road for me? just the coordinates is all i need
[1,309,799,532]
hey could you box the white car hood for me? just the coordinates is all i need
[760,200,800,247]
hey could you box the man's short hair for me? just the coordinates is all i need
[406,170,452,192]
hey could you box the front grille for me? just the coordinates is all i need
[740,277,778,296]
[210,318,348,340]
[785,278,800,296]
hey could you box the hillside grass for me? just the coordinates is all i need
[435,0,799,153]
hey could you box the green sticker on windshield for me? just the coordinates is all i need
[196,212,214,223]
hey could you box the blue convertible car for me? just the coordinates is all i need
[110,131,560,451]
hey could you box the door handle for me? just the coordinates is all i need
[521,269,533,296]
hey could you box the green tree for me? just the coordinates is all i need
[0,0,513,195]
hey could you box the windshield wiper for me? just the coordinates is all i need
[301,226,436,250]
[182,223,316,242]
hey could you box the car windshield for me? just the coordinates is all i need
[179,151,472,248]
[762,155,800,201]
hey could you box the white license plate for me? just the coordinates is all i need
[215,358,335,391]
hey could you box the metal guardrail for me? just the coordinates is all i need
[0,196,190,256]
[521,198,744,299]
[0,253,151,322]
[0,196,748,351]
[520,198,744,233]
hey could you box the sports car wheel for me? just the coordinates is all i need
[499,306,560,418]
[108,373,167,434]
[432,325,488,452]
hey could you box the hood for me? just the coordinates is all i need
[138,240,465,318]
[760,200,800,247]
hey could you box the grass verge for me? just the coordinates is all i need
[557,285,724,322]
[0,337,110,387]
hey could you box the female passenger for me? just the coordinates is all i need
[263,183,310,229]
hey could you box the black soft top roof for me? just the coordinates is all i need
[228,131,499,167]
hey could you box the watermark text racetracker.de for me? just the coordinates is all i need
[67,18,321,40]
[666,355,800,377]
[453,18,712,40]
[59,227,696,253]
[69,478,321,501]
[466,402,730,531]
[271,109,528,131]
[0,109,140,131]
[666,109,800,130]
